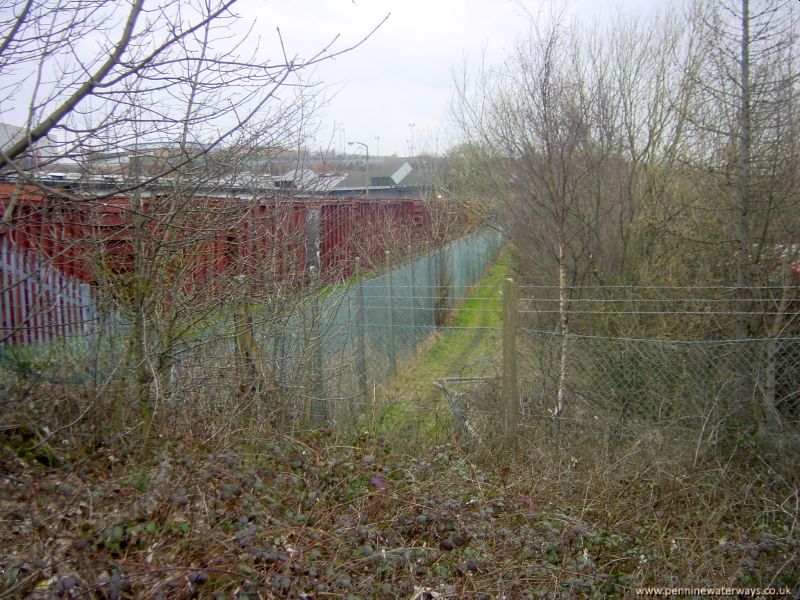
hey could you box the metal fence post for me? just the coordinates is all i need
[234,275,257,390]
[386,251,397,375]
[424,241,433,329]
[410,258,419,344]
[434,243,449,326]
[354,257,368,400]
[309,266,326,425]
[80,283,95,349]
[502,277,519,435]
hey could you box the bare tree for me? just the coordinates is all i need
[0,0,385,204]
[454,10,619,417]
[682,0,800,431]
[0,0,387,449]
[451,5,710,421]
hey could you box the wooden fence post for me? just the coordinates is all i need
[502,277,519,436]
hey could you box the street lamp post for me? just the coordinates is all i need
[348,141,369,199]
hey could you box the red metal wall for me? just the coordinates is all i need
[0,186,431,292]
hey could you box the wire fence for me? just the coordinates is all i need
[242,228,506,429]
[4,232,800,449]
[0,228,506,434]
[443,282,800,449]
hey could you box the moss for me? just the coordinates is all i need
[372,250,509,447]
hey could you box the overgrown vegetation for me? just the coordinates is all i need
[2,249,799,598]
[2,0,800,596]
[367,254,506,447]
[450,0,800,435]
[2,424,797,598]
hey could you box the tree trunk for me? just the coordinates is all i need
[761,262,788,435]
[131,199,153,451]
[736,0,764,430]
[735,0,751,342]
[555,235,569,417]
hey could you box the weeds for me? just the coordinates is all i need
[368,254,508,451]
[1,427,797,599]
[1,251,798,598]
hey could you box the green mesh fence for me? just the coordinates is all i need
[6,233,800,444]
[1,228,504,431]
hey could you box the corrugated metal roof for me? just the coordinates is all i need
[304,173,348,192]
[332,160,419,191]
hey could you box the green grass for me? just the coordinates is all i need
[371,250,509,446]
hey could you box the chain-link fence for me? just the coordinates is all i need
[519,332,799,426]
[8,236,799,450]
[1,228,505,435]
[316,277,800,450]
[160,228,506,432]
[449,283,800,449]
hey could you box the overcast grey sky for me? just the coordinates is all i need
[0,0,661,160]
[247,0,659,157]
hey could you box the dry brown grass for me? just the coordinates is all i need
[1,402,798,599]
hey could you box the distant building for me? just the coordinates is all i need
[0,123,24,149]
[1,138,440,202]
[86,141,211,175]
[317,159,435,199]
[0,123,38,170]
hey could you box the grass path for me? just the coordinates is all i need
[368,252,509,447]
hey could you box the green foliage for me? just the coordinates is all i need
[171,520,190,535]
[371,253,508,447]
[123,468,150,492]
